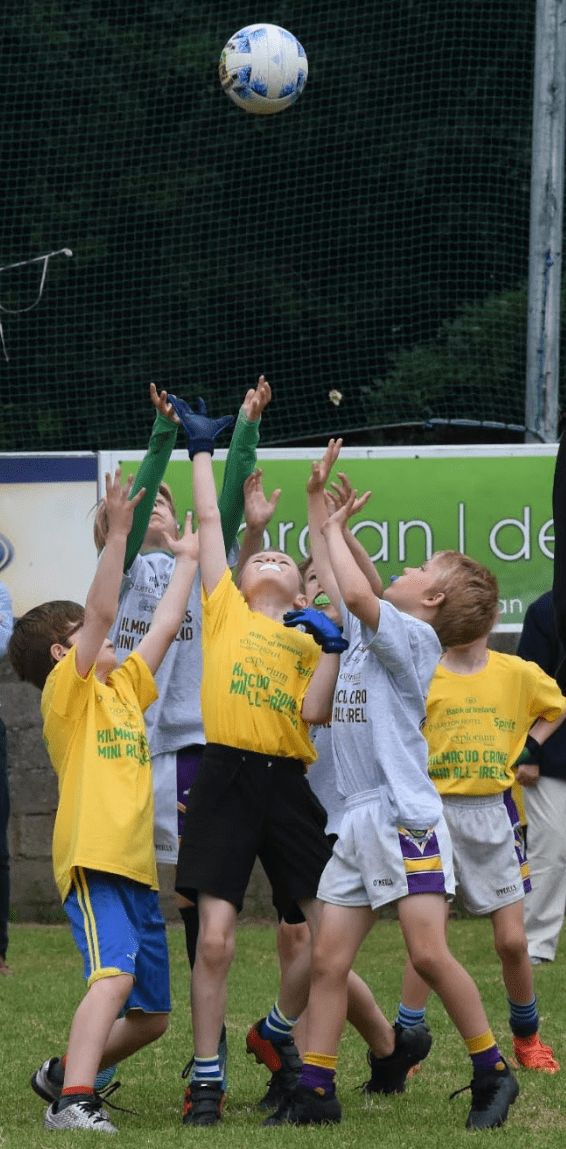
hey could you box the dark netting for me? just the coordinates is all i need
[0,1,538,451]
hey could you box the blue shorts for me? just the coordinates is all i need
[64,868,171,1013]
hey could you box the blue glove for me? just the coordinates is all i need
[283,608,349,654]
[167,395,234,460]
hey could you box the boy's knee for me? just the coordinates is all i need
[494,929,528,965]
[408,945,444,986]
[311,942,348,983]
[197,928,235,971]
[151,1012,170,1040]
[277,921,311,966]
[128,1009,169,1043]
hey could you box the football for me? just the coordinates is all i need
[218,24,308,115]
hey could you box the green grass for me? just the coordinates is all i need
[1,918,565,1146]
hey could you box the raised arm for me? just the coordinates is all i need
[192,454,228,594]
[330,472,384,597]
[236,468,282,580]
[166,395,235,595]
[78,470,146,676]
[307,439,344,612]
[321,489,377,630]
[122,385,179,570]
[217,375,271,552]
[136,513,200,675]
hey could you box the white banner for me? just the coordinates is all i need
[0,454,98,617]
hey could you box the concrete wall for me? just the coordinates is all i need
[1,630,519,924]
[0,656,277,924]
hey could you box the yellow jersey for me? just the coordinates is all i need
[425,650,565,796]
[41,646,158,900]
[201,569,320,766]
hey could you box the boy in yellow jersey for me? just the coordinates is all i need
[169,397,401,1128]
[9,468,199,1134]
[273,440,520,1132]
[393,562,564,1077]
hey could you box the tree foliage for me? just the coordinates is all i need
[0,0,536,450]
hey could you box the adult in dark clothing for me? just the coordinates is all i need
[515,428,566,963]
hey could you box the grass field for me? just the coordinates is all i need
[1,917,565,1146]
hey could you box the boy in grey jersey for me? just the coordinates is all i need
[271,440,519,1132]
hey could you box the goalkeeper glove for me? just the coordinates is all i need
[283,607,349,654]
[167,395,234,460]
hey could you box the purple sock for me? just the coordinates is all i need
[300,1064,335,1095]
[471,1045,505,1072]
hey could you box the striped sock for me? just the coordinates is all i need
[57,1087,94,1112]
[300,1053,337,1096]
[191,1055,222,1084]
[395,1003,426,1028]
[260,1002,298,1042]
[508,995,538,1038]
[465,1030,505,1072]
[93,1064,117,1091]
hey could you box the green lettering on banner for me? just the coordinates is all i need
[115,448,558,631]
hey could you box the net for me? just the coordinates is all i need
[0,0,539,451]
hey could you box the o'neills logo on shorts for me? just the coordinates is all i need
[373,878,394,887]
[496,884,517,896]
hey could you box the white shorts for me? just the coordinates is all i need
[152,750,179,865]
[441,791,530,916]
[317,791,455,912]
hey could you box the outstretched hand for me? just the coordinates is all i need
[162,511,199,563]
[283,607,349,654]
[150,383,181,424]
[243,469,282,532]
[307,438,343,496]
[167,395,234,460]
[103,467,146,534]
[323,471,354,518]
[321,487,371,537]
[242,374,272,422]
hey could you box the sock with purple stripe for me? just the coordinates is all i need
[300,1053,337,1097]
[465,1029,505,1072]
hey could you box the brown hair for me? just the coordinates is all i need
[8,601,84,690]
[92,481,177,554]
[429,551,499,648]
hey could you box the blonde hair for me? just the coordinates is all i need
[9,601,84,690]
[93,481,176,554]
[298,554,313,580]
[429,551,499,648]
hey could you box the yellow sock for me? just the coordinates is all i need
[304,1052,338,1071]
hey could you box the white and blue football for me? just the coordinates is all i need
[218,24,308,115]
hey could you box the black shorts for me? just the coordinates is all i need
[281,831,339,926]
[175,743,333,919]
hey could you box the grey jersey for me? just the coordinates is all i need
[109,551,204,755]
[332,598,443,829]
[307,723,346,838]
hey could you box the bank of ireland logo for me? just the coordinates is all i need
[0,534,14,571]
